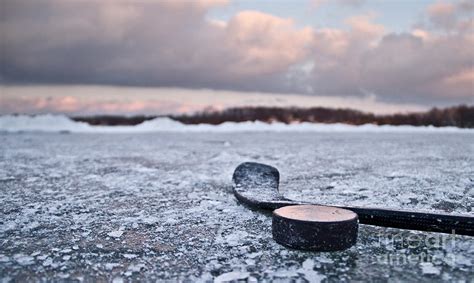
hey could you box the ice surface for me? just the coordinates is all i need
[0,131,473,281]
[1,114,474,133]
[214,271,250,282]
[107,230,125,239]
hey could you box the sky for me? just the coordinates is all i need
[0,0,473,115]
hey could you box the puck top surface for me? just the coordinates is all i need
[274,205,357,222]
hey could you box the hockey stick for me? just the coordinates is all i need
[232,162,474,236]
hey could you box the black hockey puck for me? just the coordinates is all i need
[272,205,358,251]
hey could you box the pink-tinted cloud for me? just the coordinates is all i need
[345,14,385,43]
[306,4,473,102]
[2,96,196,115]
[428,2,456,29]
[426,0,473,30]
[0,85,428,115]
[225,11,314,76]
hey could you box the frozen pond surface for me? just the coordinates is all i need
[0,132,473,282]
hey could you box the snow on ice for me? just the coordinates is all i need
[0,121,473,281]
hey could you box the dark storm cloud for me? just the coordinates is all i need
[1,0,313,92]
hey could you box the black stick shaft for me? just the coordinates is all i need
[337,206,473,236]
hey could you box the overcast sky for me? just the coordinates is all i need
[1,0,473,115]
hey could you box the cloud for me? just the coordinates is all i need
[428,2,456,30]
[0,85,427,115]
[225,11,314,76]
[427,0,473,30]
[312,0,365,9]
[1,0,473,108]
[1,0,316,94]
[305,5,473,104]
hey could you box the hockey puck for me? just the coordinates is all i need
[272,205,358,251]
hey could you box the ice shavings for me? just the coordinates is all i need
[214,271,250,283]
[107,230,124,239]
[13,254,35,266]
[420,262,441,275]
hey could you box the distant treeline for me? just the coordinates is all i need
[172,105,474,128]
[72,105,474,128]
[73,115,159,126]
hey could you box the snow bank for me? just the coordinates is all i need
[0,114,472,133]
[0,114,92,132]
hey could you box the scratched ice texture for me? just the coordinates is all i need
[0,121,473,281]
